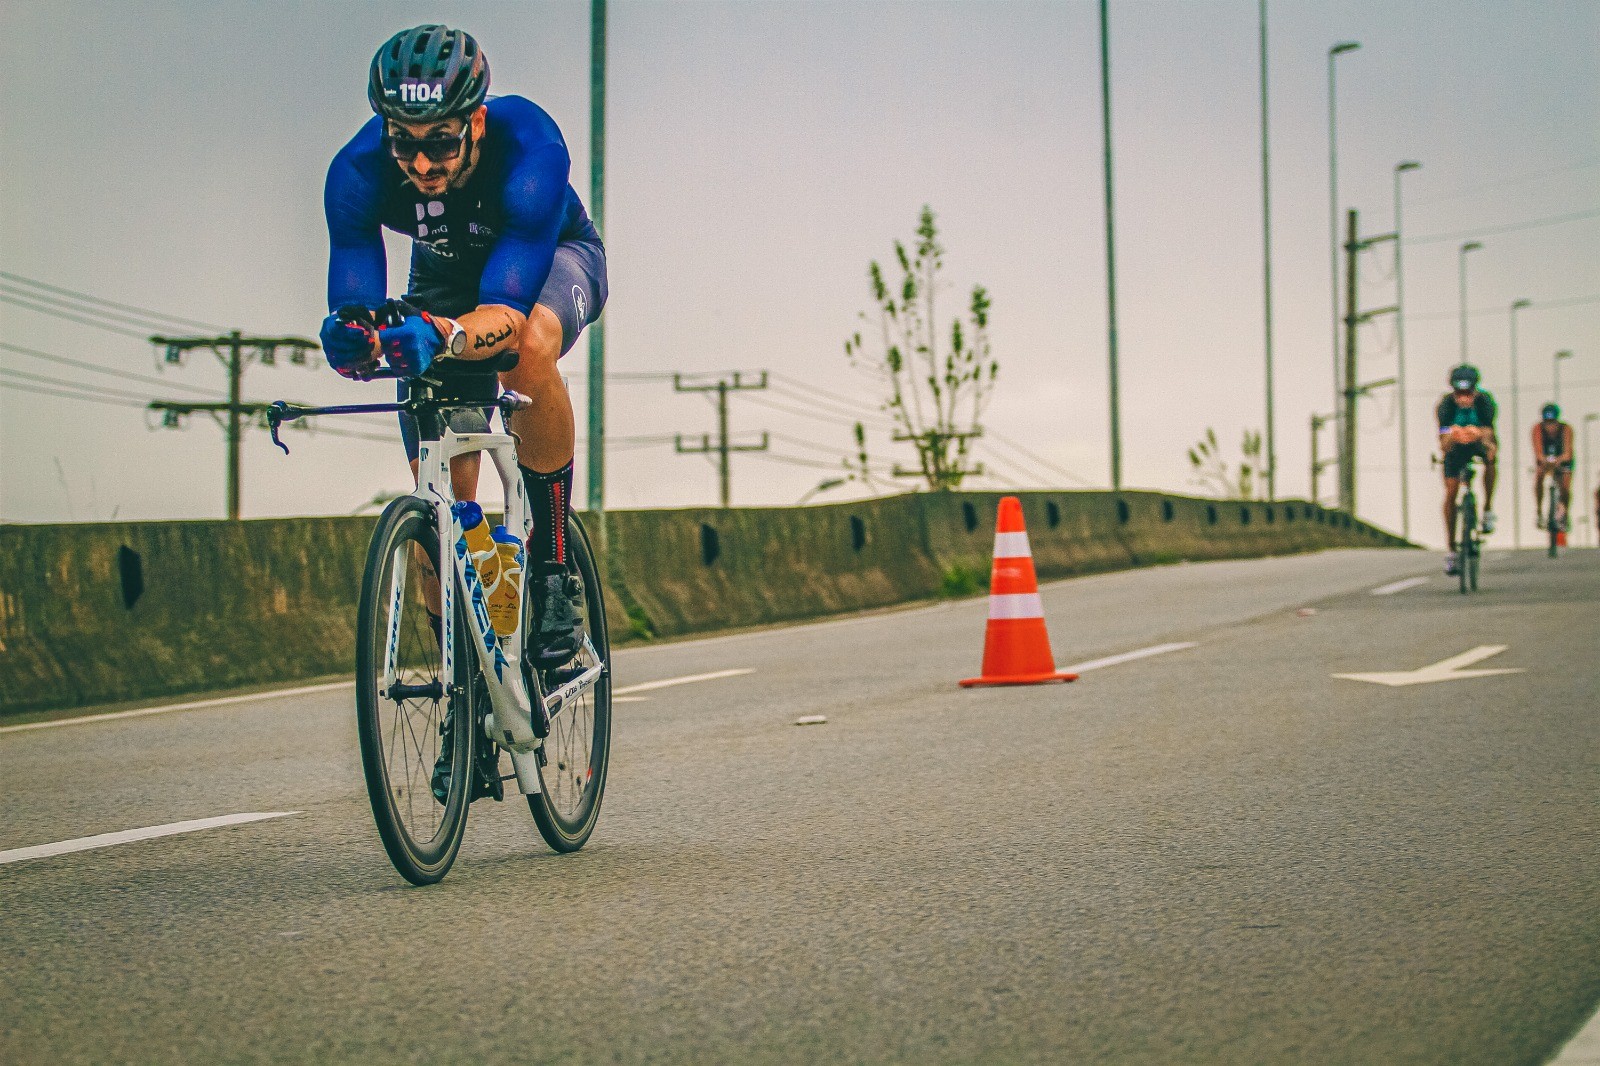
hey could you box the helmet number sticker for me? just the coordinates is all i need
[398,80,446,104]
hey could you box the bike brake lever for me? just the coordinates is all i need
[267,401,292,455]
[499,390,534,413]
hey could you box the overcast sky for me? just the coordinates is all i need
[2,0,1596,547]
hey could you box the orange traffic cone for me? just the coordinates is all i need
[959,496,1079,687]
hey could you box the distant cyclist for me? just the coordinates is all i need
[1437,364,1499,576]
[1532,403,1575,532]
[319,24,605,666]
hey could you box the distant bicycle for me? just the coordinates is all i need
[1454,457,1483,594]
[1543,474,1562,558]
[268,349,611,885]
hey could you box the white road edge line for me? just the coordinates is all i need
[614,668,754,695]
[1371,576,1430,596]
[0,682,354,735]
[0,812,300,866]
[1063,642,1198,674]
[1549,1000,1600,1064]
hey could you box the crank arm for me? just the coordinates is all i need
[542,635,607,724]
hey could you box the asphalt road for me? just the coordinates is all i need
[3,547,1597,1064]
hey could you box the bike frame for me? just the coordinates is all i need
[269,374,605,798]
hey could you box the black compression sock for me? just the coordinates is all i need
[520,460,574,567]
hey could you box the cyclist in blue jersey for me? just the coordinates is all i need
[1532,403,1575,532]
[1436,364,1499,575]
[319,24,605,667]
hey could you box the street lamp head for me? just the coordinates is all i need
[1511,298,1532,310]
[1556,349,1573,360]
[1331,41,1361,56]
[1461,241,1483,254]
[1396,160,1421,173]
[1585,413,1599,424]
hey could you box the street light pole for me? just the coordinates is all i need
[1584,413,1599,547]
[1259,0,1276,500]
[1458,241,1482,362]
[1554,349,1573,405]
[587,0,608,519]
[1328,40,1360,496]
[1099,0,1122,491]
[1509,297,1531,550]
[1393,160,1421,539]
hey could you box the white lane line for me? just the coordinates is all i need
[1371,576,1429,596]
[1,682,353,736]
[0,812,300,867]
[613,668,754,696]
[1551,1002,1600,1064]
[1062,642,1198,674]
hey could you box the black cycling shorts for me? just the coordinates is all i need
[1442,442,1488,480]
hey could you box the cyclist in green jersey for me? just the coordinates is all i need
[1532,403,1575,532]
[1436,364,1499,575]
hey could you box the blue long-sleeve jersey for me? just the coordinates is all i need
[323,95,598,316]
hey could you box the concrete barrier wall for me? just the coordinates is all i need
[0,492,1406,716]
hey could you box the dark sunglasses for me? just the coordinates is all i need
[383,125,470,163]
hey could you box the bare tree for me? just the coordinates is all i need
[844,206,999,491]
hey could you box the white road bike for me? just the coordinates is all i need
[268,362,611,885]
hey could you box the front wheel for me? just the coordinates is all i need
[356,496,475,884]
[1547,485,1561,558]
[1458,493,1477,595]
[526,513,612,852]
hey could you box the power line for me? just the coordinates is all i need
[0,294,153,338]
[1407,207,1600,245]
[0,378,149,410]
[1407,293,1600,322]
[985,430,1095,487]
[0,365,155,403]
[768,372,891,417]
[1412,157,1600,207]
[0,271,226,331]
[742,392,873,428]
[0,340,215,396]
[0,285,215,335]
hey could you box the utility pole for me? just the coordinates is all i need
[587,0,607,519]
[1340,209,1399,517]
[1310,412,1337,505]
[673,372,770,507]
[149,332,319,520]
[890,429,985,487]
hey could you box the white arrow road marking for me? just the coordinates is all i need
[1371,576,1429,595]
[1333,645,1524,687]
[0,812,300,866]
[613,668,754,696]
[1549,1000,1600,1064]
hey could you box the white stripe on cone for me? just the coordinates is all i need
[988,592,1045,620]
[993,531,1032,558]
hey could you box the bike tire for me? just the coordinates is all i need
[1459,493,1477,595]
[526,512,613,853]
[356,496,475,885]
[1548,485,1560,558]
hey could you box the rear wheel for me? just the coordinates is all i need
[526,513,612,852]
[356,496,474,884]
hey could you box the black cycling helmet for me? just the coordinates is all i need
[368,25,489,123]
[1449,363,1480,390]
[1542,403,1561,421]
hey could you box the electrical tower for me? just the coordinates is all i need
[148,331,319,520]
[1339,209,1399,517]
[673,371,770,507]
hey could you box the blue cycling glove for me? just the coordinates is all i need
[378,309,445,378]
[319,306,379,379]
